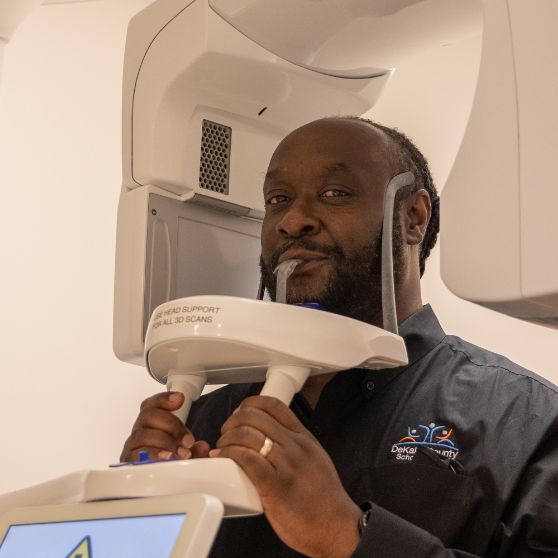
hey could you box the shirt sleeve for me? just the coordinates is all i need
[486,425,558,557]
[351,503,478,558]
[351,426,558,558]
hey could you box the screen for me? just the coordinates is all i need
[0,513,186,557]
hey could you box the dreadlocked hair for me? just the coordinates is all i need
[338,116,440,277]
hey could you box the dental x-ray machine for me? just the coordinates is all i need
[0,1,557,556]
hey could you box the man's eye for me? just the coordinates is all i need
[266,194,289,206]
[322,189,349,198]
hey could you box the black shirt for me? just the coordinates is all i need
[187,305,558,557]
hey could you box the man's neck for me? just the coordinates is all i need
[298,297,423,409]
[300,372,338,410]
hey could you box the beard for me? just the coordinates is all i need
[259,228,404,325]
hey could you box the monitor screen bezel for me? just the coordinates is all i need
[0,493,224,558]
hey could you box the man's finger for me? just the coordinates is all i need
[220,406,293,448]
[223,396,308,437]
[124,446,173,462]
[140,391,184,411]
[216,445,277,488]
[190,440,211,459]
[128,427,180,455]
[133,407,189,441]
[218,424,272,452]
[239,396,308,433]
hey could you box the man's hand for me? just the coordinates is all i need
[120,392,210,462]
[210,396,362,558]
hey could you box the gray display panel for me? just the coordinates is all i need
[176,216,261,298]
[144,194,262,338]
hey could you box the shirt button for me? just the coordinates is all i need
[366,381,375,392]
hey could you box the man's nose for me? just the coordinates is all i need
[276,200,321,238]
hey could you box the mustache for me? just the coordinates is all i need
[268,239,344,271]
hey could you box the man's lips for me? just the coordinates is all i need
[277,250,329,271]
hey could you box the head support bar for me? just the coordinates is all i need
[381,171,415,334]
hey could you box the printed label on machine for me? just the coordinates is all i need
[151,305,223,328]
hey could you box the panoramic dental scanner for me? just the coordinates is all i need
[0,1,557,556]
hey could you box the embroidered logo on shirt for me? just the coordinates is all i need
[391,422,460,462]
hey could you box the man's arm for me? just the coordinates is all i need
[214,396,558,558]
[210,395,362,558]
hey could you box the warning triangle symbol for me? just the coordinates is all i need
[65,535,92,558]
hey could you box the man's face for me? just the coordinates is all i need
[260,119,398,323]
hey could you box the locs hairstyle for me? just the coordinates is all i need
[339,116,440,277]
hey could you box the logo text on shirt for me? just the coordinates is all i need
[391,422,460,462]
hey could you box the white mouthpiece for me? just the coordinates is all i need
[274,259,303,304]
[166,372,207,424]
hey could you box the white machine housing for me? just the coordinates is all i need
[114,0,390,364]
[113,0,485,365]
[0,459,262,518]
[145,295,408,383]
[441,0,558,328]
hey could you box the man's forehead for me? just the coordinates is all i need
[265,160,354,182]
[265,118,393,183]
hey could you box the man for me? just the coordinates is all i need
[121,117,558,557]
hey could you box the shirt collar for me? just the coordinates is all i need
[359,304,447,397]
[296,305,447,411]
[398,304,446,366]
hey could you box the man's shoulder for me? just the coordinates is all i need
[439,333,558,402]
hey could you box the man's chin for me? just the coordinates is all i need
[286,295,326,305]
[281,272,329,304]
[285,286,328,305]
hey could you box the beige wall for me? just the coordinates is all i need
[0,0,155,494]
[0,2,556,497]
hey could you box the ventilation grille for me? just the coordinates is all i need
[199,120,231,195]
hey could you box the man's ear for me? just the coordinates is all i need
[403,189,431,245]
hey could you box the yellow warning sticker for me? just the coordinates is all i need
[65,535,92,558]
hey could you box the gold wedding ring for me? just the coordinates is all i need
[259,436,273,458]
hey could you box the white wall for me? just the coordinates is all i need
[0,2,556,497]
[0,0,155,494]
